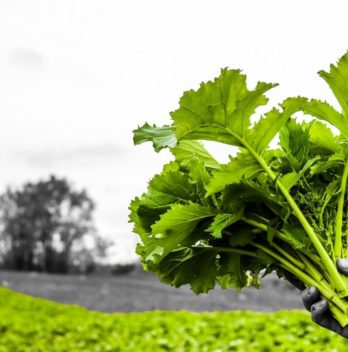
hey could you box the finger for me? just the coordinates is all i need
[311,300,346,336]
[336,259,348,276]
[302,287,320,311]
[311,300,332,329]
[341,325,348,338]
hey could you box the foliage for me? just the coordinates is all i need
[0,287,347,351]
[0,175,101,273]
[111,262,136,275]
[130,51,348,326]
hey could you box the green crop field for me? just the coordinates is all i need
[0,287,346,352]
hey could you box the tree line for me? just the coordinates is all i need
[0,175,110,273]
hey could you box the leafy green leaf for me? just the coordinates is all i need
[171,68,277,146]
[297,98,348,140]
[319,51,348,117]
[280,224,311,250]
[171,140,220,169]
[206,151,262,195]
[188,160,211,186]
[146,203,215,262]
[280,156,321,190]
[280,119,310,171]
[248,97,306,154]
[218,250,271,290]
[310,153,344,175]
[129,164,200,242]
[186,160,212,206]
[227,226,257,247]
[309,121,341,154]
[217,253,248,290]
[206,211,244,239]
[147,247,218,294]
[147,168,196,204]
[133,123,177,151]
[222,178,289,220]
[280,172,299,191]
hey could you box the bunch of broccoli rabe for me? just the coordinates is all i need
[130,52,348,328]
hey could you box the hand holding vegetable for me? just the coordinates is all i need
[303,259,348,337]
[130,51,348,330]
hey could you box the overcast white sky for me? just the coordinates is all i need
[0,0,347,263]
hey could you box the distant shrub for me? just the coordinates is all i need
[111,262,135,275]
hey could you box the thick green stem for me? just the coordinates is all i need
[236,136,348,294]
[253,244,347,310]
[277,262,348,327]
[297,252,335,294]
[245,214,348,310]
[319,196,331,229]
[211,194,219,210]
[245,219,306,271]
[253,243,308,281]
[271,242,305,270]
[243,218,267,230]
[299,250,322,270]
[254,243,348,326]
[242,219,322,266]
[346,196,348,258]
[194,246,257,257]
[335,159,348,259]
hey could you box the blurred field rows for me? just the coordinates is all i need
[0,268,303,312]
[0,286,345,352]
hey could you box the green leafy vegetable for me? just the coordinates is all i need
[130,51,348,327]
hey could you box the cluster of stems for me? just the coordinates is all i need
[203,126,348,326]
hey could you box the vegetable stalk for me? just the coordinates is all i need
[335,159,348,259]
[234,133,348,295]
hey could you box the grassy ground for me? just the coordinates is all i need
[0,269,303,312]
[0,286,346,352]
